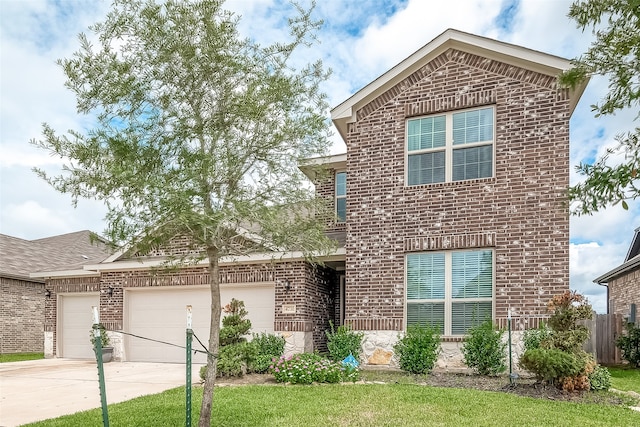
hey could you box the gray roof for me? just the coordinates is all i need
[0,231,111,281]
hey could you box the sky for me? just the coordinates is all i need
[0,0,637,314]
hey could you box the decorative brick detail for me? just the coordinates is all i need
[349,318,403,331]
[404,232,496,252]
[274,321,313,332]
[404,90,496,117]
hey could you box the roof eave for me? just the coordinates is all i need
[594,256,640,284]
[331,28,580,141]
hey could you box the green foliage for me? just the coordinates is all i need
[394,326,440,374]
[519,291,595,391]
[249,333,285,374]
[560,0,640,215]
[616,321,640,368]
[89,323,110,348]
[588,365,611,391]
[461,319,506,376]
[522,322,552,352]
[270,353,359,384]
[30,0,334,422]
[220,299,252,347]
[518,348,581,384]
[325,321,364,362]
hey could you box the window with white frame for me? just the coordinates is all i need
[406,249,493,336]
[335,172,346,223]
[406,106,494,185]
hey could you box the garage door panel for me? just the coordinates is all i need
[59,294,99,359]
[126,285,274,363]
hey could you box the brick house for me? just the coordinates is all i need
[0,231,109,354]
[35,29,588,366]
[595,227,640,318]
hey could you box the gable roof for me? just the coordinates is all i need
[0,230,111,282]
[595,227,640,284]
[331,28,588,141]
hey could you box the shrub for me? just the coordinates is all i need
[588,365,611,391]
[326,321,364,362]
[89,323,110,348]
[522,322,552,352]
[518,348,581,385]
[219,299,252,346]
[616,321,640,368]
[393,326,440,374]
[199,342,257,380]
[462,319,506,376]
[269,353,359,384]
[249,333,285,374]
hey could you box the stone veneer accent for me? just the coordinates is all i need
[338,47,570,338]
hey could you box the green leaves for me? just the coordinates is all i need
[561,0,640,215]
[31,0,333,259]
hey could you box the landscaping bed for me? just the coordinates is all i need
[214,368,636,407]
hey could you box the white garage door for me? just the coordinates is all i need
[59,293,100,359]
[125,284,274,363]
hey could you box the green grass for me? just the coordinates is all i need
[0,352,44,363]
[609,366,640,392]
[25,383,640,427]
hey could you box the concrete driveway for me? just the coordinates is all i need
[0,358,203,427]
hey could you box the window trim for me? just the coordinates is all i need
[405,106,496,186]
[335,171,346,223]
[404,248,495,337]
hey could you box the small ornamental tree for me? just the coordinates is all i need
[519,291,596,392]
[220,299,251,347]
[31,1,334,425]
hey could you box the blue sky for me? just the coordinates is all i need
[0,0,637,313]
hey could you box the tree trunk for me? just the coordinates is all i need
[198,247,221,427]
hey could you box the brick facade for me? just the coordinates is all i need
[339,48,571,334]
[45,261,338,357]
[608,270,640,317]
[0,278,46,354]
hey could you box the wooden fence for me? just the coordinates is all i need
[580,314,625,365]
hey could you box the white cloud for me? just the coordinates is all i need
[0,0,637,315]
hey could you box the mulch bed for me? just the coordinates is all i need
[214,370,633,407]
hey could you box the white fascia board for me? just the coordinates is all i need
[299,153,347,179]
[331,28,579,141]
[80,247,346,273]
[30,269,101,279]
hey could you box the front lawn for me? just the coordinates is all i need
[25,383,640,427]
[609,366,640,392]
[0,352,44,363]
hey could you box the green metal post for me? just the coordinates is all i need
[186,305,193,427]
[92,307,110,427]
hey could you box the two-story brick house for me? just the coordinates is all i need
[36,29,587,367]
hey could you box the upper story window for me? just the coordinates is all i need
[335,172,346,223]
[406,106,494,186]
[406,249,494,336]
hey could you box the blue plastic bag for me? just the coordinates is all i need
[342,353,359,369]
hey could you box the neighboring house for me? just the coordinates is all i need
[0,231,110,354]
[595,227,640,317]
[34,29,588,367]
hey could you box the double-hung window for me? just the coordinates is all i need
[406,107,494,185]
[406,249,493,336]
[335,172,346,223]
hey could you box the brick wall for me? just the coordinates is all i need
[46,260,338,355]
[608,270,640,317]
[341,48,570,332]
[1,277,45,354]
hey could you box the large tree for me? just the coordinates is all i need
[561,0,640,215]
[31,0,334,424]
